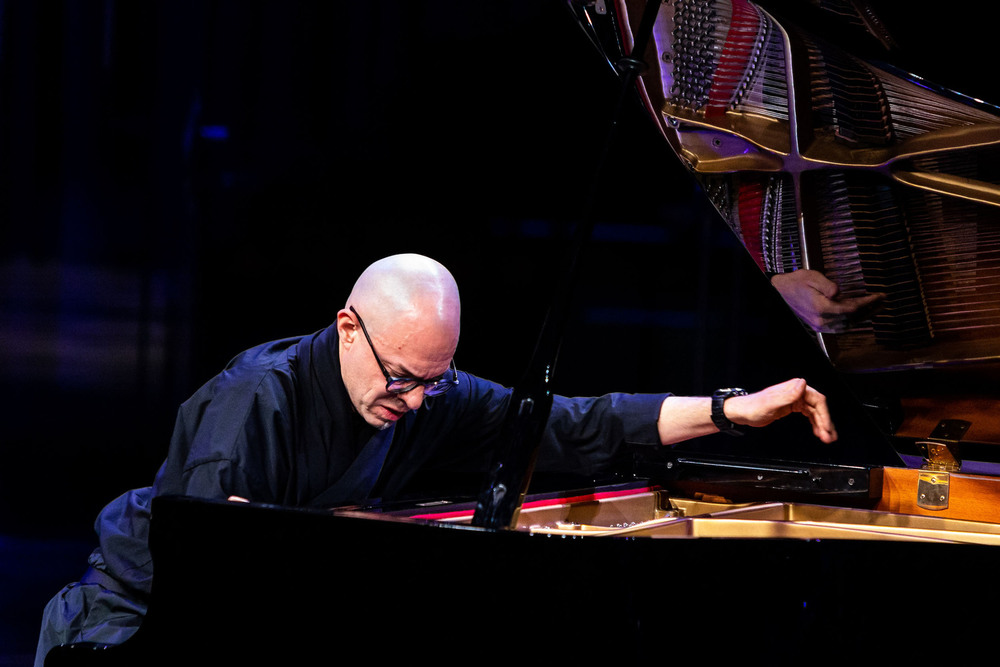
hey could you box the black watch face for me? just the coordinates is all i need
[714,388,744,399]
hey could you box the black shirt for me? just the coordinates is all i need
[90,324,667,598]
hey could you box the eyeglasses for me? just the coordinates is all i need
[349,306,459,397]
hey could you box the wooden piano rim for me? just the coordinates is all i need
[876,465,1000,525]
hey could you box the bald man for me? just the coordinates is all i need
[338,254,462,429]
[36,253,836,663]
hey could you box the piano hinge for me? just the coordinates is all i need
[918,419,971,473]
[915,419,971,511]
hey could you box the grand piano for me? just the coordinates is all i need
[48,1,1000,664]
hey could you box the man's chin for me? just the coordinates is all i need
[366,405,405,429]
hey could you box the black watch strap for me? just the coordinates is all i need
[711,388,748,436]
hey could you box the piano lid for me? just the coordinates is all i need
[574,0,1000,374]
[559,0,1000,480]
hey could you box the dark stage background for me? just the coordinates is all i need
[1,1,793,534]
[0,1,986,661]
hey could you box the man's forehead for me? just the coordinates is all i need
[380,351,451,380]
[369,317,450,355]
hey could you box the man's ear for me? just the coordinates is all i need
[335,309,357,347]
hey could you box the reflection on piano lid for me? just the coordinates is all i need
[578,0,1000,373]
[568,0,1000,490]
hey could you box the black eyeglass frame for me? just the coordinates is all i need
[349,306,459,396]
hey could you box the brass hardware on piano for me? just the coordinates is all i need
[918,418,971,472]
[913,418,969,510]
[916,471,950,510]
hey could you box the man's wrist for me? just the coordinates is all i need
[711,388,748,436]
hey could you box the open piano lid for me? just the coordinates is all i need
[563,0,1000,502]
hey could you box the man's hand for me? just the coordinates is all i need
[724,378,838,443]
[657,378,838,445]
[771,269,884,333]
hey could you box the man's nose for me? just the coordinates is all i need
[399,385,425,411]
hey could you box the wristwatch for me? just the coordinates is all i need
[711,388,748,436]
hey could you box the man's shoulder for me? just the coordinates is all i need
[183,336,305,407]
[225,335,304,372]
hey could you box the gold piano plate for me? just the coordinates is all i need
[514,490,1000,545]
[400,485,1000,546]
[528,500,1000,545]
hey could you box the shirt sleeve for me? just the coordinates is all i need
[151,367,297,504]
[386,372,667,487]
[534,392,668,475]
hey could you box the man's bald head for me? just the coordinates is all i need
[345,254,461,340]
[336,254,461,427]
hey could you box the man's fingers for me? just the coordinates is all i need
[750,379,838,443]
[799,386,837,443]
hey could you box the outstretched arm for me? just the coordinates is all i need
[656,378,838,445]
